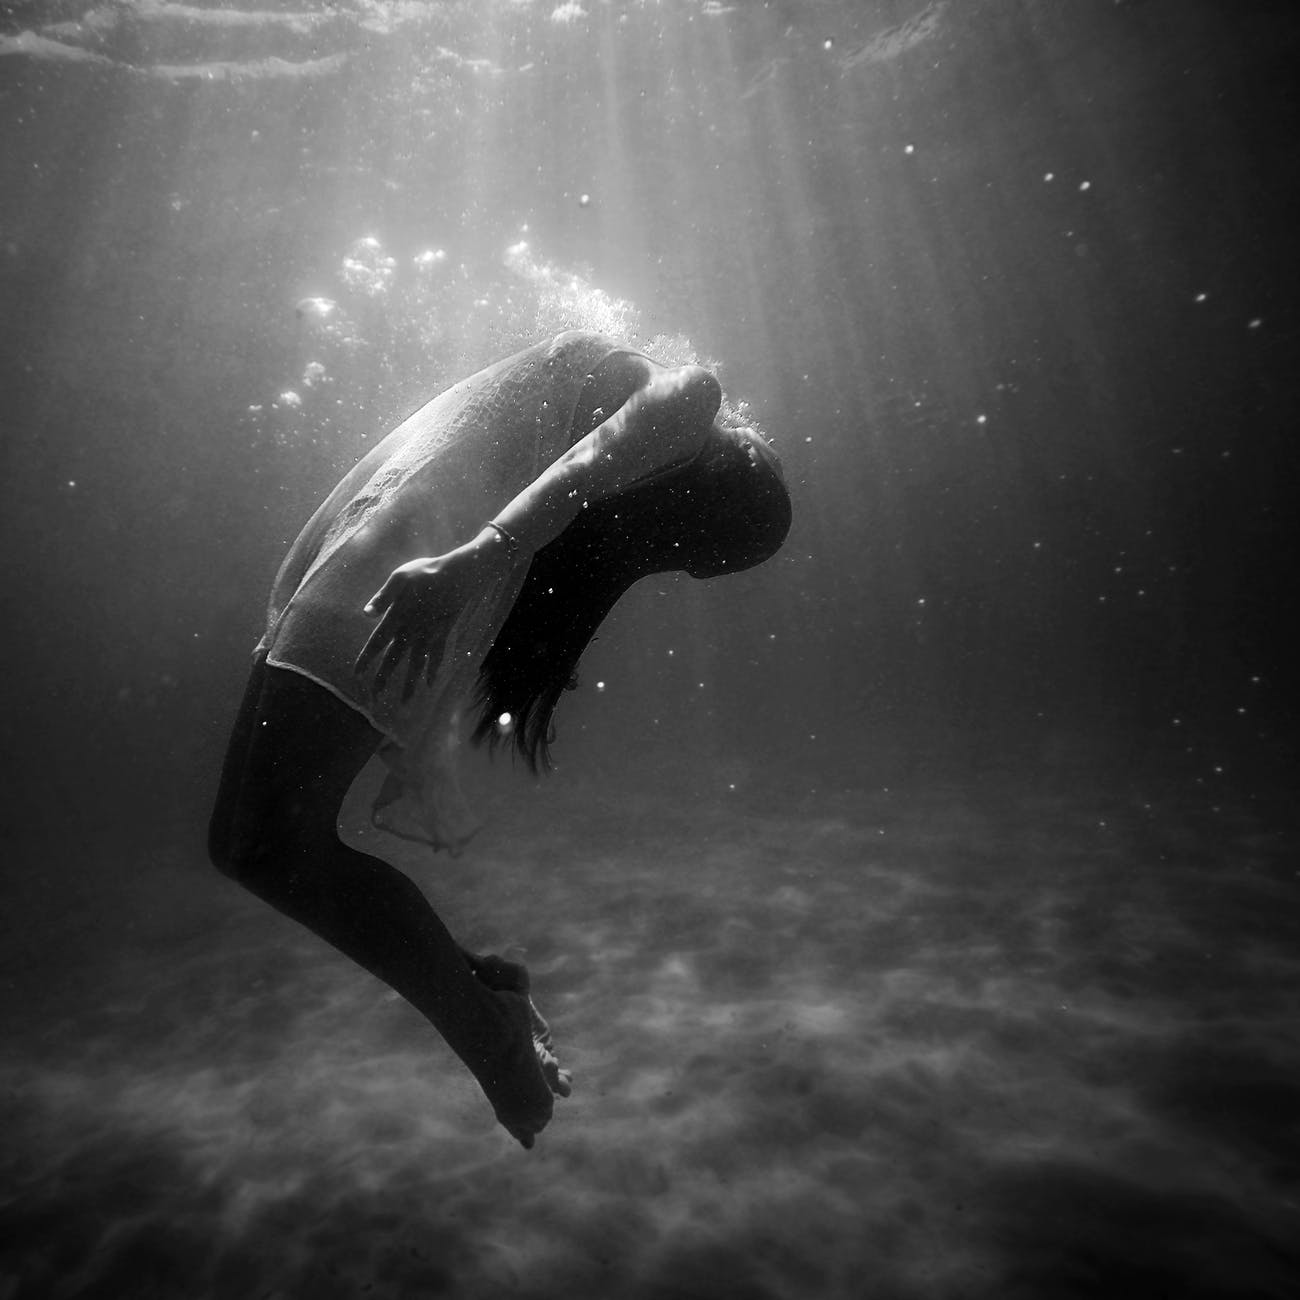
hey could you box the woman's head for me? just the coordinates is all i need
[474,419,791,766]
[671,422,791,577]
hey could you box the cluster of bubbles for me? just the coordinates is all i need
[340,235,397,298]
[256,296,361,416]
[295,294,361,351]
[252,229,756,455]
[550,3,587,25]
[413,247,448,273]
[503,240,640,340]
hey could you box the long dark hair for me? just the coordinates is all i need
[472,427,791,768]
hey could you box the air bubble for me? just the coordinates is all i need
[413,248,447,271]
[341,235,397,298]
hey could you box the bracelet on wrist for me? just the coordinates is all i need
[485,520,521,556]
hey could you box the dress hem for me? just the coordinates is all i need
[263,654,402,747]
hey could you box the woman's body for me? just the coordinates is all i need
[210,331,790,1147]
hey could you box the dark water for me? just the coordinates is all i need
[2,2,1298,1297]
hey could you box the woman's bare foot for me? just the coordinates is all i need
[462,951,572,1146]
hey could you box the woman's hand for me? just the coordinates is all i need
[353,529,514,700]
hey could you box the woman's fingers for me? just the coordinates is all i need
[405,629,451,699]
[355,571,411,680]
[356,629,417,697]
[362,570,402,618]
[371,632,411,695]
[352,559,459,695]
[401,644,427,702]
[354,616,393,676]
[355,619,448,701]
[425,641,444,689]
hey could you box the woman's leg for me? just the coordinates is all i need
[209,657,564,1146]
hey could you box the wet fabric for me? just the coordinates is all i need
[258,330,627,853]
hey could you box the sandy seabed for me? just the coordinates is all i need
[2,761,1298,1300]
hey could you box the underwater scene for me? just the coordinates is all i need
[1,1,1298,1296]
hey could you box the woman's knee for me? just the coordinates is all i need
[209,785,347,890]
[208,793,292,882]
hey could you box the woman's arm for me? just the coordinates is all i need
[485,361,721,554]
[354,360,721,698]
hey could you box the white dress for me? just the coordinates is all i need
[258,330,633,853]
